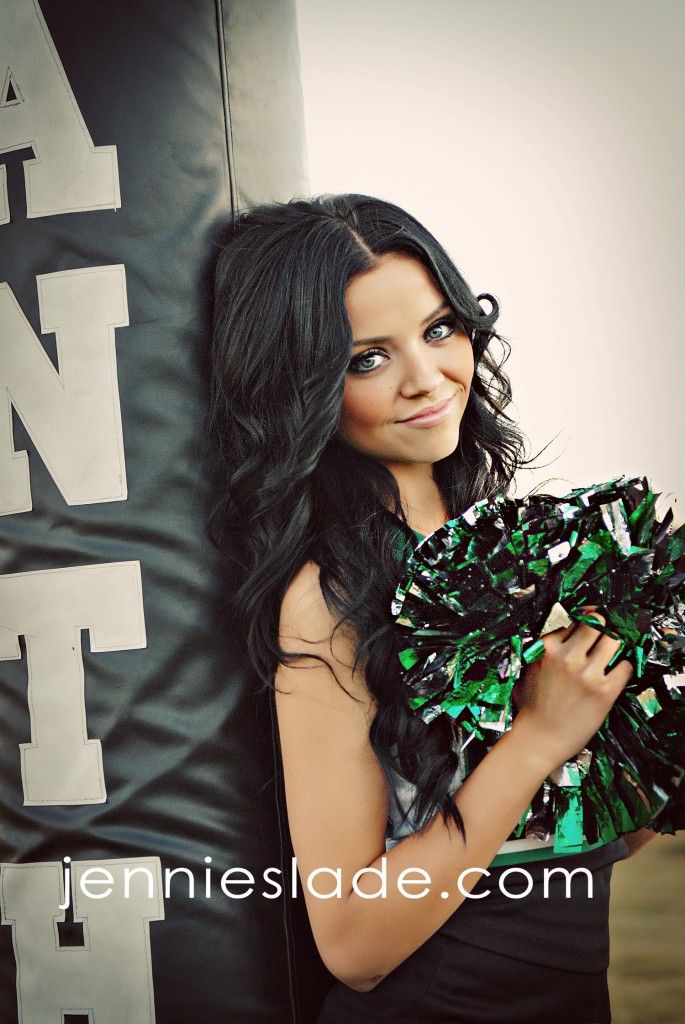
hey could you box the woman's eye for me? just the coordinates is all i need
[347,317,466,375]
[347,348,387,375]
[425,316,460,342]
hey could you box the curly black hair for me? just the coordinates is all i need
[208,192,545,843]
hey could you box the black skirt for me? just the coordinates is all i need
[316,838,629,1024]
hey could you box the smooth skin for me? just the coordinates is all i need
[337,252,472,535]
[275,252,650,993]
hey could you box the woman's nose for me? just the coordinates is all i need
[399,348,444,397]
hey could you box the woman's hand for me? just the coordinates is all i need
[512,606,634,773]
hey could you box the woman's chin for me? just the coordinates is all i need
[346,424,462,467]
[404,429,461,463]
[379,440,460,469]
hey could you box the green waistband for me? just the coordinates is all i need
[489,837,608,867]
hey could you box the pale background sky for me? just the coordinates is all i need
[295,0,684,522]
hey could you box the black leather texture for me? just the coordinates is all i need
[0,2,319,1020]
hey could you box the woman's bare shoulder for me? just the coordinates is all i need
[279,560,333,646]
[277,559,374,708]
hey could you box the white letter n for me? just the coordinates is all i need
[0,266,129,515]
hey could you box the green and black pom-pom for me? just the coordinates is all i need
[392,475,685,853]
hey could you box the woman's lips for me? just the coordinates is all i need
[398,394,456,428]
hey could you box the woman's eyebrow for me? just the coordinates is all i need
[351,302,452,348]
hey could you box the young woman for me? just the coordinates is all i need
[209,194,655,1023]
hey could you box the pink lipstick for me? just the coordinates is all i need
[398,394,455,428]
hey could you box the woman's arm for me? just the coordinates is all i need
[275,561,563,992]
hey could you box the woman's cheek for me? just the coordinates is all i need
[341,387,385,431]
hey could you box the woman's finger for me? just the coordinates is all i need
[587,630,624,668]
[563,607,606,651]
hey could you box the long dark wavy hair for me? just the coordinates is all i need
[208,193,543,844]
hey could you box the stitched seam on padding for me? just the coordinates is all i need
[215,0,238,213]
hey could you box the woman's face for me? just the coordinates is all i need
[338,252,475,471]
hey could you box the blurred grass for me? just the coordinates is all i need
[609,832,685,1024]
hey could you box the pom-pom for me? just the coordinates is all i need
[391,475,685,853]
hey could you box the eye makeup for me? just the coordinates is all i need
[347,314,465,376]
